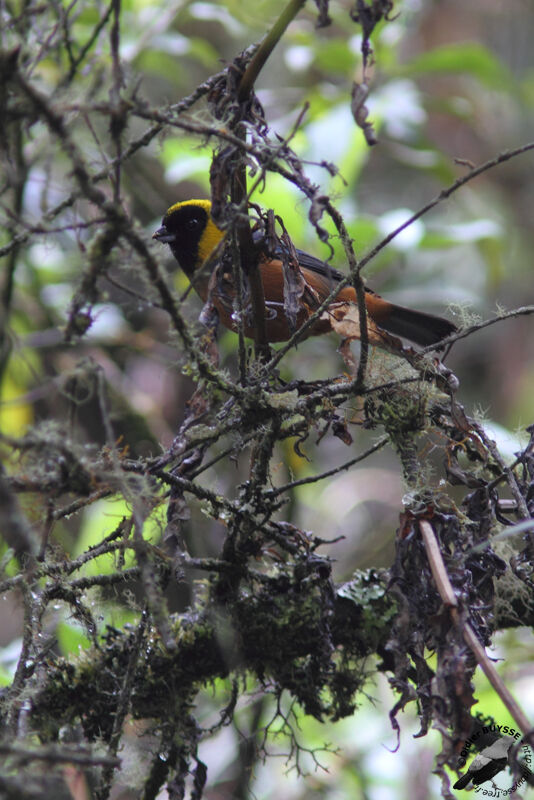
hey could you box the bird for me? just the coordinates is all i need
[453,736,515,790]
[153,199,457,349]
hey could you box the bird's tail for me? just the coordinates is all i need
[379,303,457,347]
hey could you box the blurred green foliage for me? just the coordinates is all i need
[1,1,534,798]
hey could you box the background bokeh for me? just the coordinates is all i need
[1,1,534,798]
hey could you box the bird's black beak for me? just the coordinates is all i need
[152,225,175,244]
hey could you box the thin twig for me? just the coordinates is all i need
[358,142,534,273]
[419,519,533,742]
[265,435,389,497]
[421,305,534,354]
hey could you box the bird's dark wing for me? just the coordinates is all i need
[294,248,345,284]
[254,229,345,282]
[472,758,508,787]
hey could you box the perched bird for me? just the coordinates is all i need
[453,736,515,790]
[153,199,456,349]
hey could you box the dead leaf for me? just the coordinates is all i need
[324,301,404,352]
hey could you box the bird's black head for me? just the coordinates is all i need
[153,200,213,275]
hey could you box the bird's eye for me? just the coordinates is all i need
[186,218,199,229]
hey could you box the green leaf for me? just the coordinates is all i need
[421,219,502,250]
[75,498,133,575]
[347,217,380,254]
[315,40,357,74]
[401,43,514,90]
[161,137,212,187]
[56,621,91,657]
[189,2,245,36]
